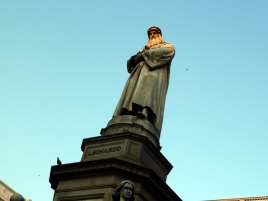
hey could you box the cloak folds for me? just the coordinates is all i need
[113,43,175,132]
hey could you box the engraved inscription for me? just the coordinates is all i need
[88,146,122,156]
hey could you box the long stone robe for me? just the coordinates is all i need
[113,43,175,132]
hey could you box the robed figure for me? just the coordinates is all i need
[113,26,175,132]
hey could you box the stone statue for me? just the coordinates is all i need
[10,193,24,201]
[112,180,135,201]
[113,26,175,132]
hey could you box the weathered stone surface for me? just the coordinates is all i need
[49,158,182,201]
[50,131,182,201]
[112,180,134,201]
[113,26,175,132]
[49,116,182,201]
[49,26,181,201]
[81,133,171,181]
[101,115,160,149]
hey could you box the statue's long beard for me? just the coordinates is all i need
[146,36,165,48]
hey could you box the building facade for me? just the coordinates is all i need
[0,180,16,201]
[0,180,31,201]
[210,196,268,201]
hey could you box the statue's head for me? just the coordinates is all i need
[147,26,162,38]
[146,26,165,48]
[112,180,135,201]
[10,193,25,201]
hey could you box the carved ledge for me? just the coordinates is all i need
[49,158,182,201]
[101,115,160,148]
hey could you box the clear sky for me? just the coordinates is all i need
[1,1,268,201]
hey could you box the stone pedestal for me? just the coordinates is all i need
[49,116,182,201]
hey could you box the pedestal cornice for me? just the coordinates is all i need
[49,158,182,201]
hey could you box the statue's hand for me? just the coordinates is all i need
[130,54,137,60]
[128,66,134,73]
[133,54,144,64]
[144,46,150,50]
[127,53,144,73]
[127,59,135,73]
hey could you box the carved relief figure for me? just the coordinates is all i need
[112,180,135,201]
[113,26,175,132]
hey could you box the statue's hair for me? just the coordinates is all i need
[112,180,135,201]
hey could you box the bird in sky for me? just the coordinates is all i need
[57,157,62,165]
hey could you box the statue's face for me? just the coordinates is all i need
[149,30,159,40]
[120,183,133,200]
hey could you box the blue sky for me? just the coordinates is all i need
[1,1,267,201]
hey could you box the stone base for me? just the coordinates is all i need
[49,158,182,201]
[81,132,171,181]
[101,115,160,149]
[49,117,182,201]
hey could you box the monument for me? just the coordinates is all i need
[113,26,175,132]
[49,26,182,201]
